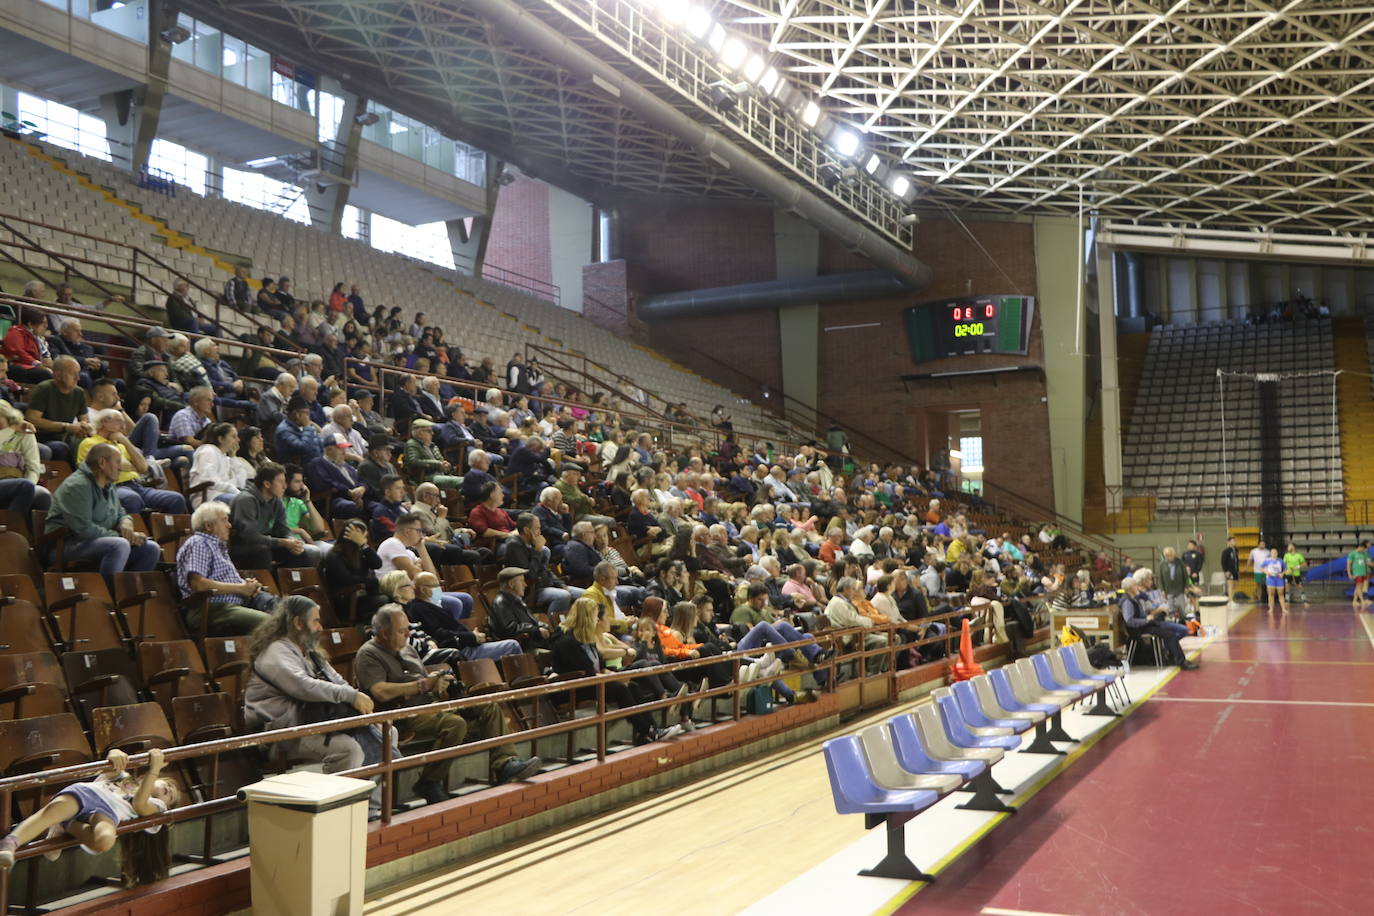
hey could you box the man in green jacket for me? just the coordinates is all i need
[554,463,613,527]
[46,443,161,576]
[402,419,463,490]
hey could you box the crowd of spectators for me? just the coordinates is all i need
[0,273,1107,824]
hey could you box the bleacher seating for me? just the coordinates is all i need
[1124,319,1341,510]
[0,135,792,444]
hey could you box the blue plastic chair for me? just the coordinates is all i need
[989,667,1059,715]
[1031,654,1093,697]
[822,736,939,881]
[886,713,984,780]
[935,694,1022,751]
[951,681,1031,733]
[1061,646,1128,711]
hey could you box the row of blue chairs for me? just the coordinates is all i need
[822,643,1126,882]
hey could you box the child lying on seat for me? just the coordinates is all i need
[0,747,180,886]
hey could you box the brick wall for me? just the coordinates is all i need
[618,200,777,294]
[483,177,553,291]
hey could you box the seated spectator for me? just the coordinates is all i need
[282,466,334,557]
[274,394,323,465]
[256,372,297,430]
[628,488,669,556]
[436,402,477,454]
[459,448,498,504]
[403,419,462,489]
[467,480,516,539]
[76,409,186,515]
[506,436,554,492]
[321,404,367,460]
[823,576,890,671]
[369,473,409,541]
[355,604,539,805]
[298,375,327,427]
[376,511,472,621]
[322,519,386,623]
[25,355,89,462]
[46,443,160,576]
[306,434,365,518]
[550,599,675,745]
[563,521,603,583]
[410,482,490,567]
[2,308,53,384]
[195,337,247,402]
[532,487,573,558]
[555,463,613,526]
[1121,575,1197,669]
[256,277,287,321]
[417,376,445,420]
[165,334,206,392]
[189,422,246,507]
[167,386,216,450]
[175,501,274,635]
[229,462,318,569]
[165,279,215,334]
[128,326,172,384]
[0,401,50,516]
[349,388,385,434]
[358,435,398,503]
[487,566,553,648]
[131,360,187,422]
[388,571,517,662]
[223,266,252,314]
[388,374,422,426]
[49,318,106,389]
[242,596,384,815]
[501,513,583,618]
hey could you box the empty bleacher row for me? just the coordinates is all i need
[1124,319,1341,510]
[0,135,791,444]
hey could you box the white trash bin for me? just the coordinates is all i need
[1198,595,1229,637]
[238,771,374,916]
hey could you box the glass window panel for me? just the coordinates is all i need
[221,35,247,85]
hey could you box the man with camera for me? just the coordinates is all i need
[354,604,540,806]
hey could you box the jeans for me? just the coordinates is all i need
[1129,621,1189,665]
[440,591,474,621]
[62,536,160,576]
[611,585,647,613]
[536,585,585,617]
[737,620,820,665]
[117,482,187,515]
[462,639,522,660]
[129,413,192,462]
[38,439,70,464]
[0,478,36,516]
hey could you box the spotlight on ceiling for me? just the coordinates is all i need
[889,173,912,198]
[800,100,821,128]
[707,82,741,111]
[818,163,843,190]
[831,127,861,159]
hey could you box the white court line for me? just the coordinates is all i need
[1359,612,1374,651]
[1151,696,1374,708]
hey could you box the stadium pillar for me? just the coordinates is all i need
[447,156,504,279]
[1098,246,1125,515]
[98,0,177,173]
[1034,216,1086,525]
[774,210,820,429]
[305,92,365,235]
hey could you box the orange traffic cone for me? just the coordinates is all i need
[949,618,984,682]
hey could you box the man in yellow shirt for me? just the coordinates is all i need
[77,409,186,515]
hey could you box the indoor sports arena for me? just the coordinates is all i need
[0,1,1371,914]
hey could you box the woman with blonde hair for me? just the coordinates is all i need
[0,399,49,515]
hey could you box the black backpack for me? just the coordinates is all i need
[1087,641,1122,669]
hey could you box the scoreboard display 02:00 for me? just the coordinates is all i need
[903,294,1035,364]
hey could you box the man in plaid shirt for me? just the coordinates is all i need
[176,501,274,636]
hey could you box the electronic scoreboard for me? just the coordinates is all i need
[902,294,1035,364]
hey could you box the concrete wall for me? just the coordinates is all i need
[1034,216,1087,524]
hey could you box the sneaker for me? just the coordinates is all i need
[495,756,543,784]
[651,724,682,742]
[761,656,785,679]
[679,719,696,732]
[1179,660,1200,671]
[410,777,450,806]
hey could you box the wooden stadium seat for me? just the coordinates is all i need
[321,628,365,685]
[0,527,40,579]
[241,568,281,596]
[148,512,192,564]
[457,658,506,695]
[112,571,192,644]
[171,692,238,745]
[0,712,92,777]
[0,596,58,655]
[203,636,252,711]
[0,650,68,720]
[90,701,177,756]
[45,572,129,653]
[62,647,143,728]
[138,639,215,719]
[0,573,42,609]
